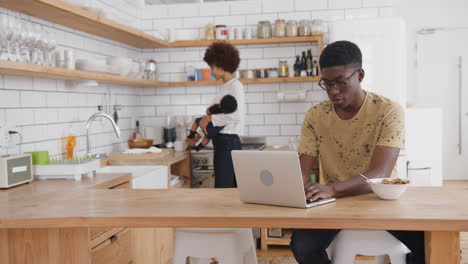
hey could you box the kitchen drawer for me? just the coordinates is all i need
[90,227,112,240]
[111,181,132,189]
[92,228,133,264]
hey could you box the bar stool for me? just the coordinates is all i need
[173,228,258,264]
[331,230,407,264]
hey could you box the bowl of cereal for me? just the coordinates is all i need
[368,178,411,200]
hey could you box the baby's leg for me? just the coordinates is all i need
[187,117,202,139]
[194,137,210,152]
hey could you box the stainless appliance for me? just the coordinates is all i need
[0,154,33,188]
[190,136,266,188]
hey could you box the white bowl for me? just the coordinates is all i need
[106,56,133,77]
[368,178,410,200]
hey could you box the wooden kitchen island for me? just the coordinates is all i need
[0,175,467,264]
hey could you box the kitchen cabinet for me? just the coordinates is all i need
[92,229,133,264]
[107,149,192,188]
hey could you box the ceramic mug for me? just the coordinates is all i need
[26,151,50,165]
[174,141,187,152]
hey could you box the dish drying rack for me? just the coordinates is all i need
[33,157,101,181]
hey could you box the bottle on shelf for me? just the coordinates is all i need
[132,120,142,140]
[306,49,313,76]
[300,51,307,77]
[293,56,301,77]
[312,58,318,76]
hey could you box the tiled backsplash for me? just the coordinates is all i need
[139,0,397,146]
[0,3,143,157]
[0,0,396,156]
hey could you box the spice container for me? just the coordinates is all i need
[257,21,272,39]
[274,19,286,37]
[215,25,228,40]
[255,69,268,78]
[286,20,298,37]
[240,70,256,79]
[267,68,278,78]
[298,20,310,36]
[311,19,326,36]
[205,24,215,40]
[278,60,289,77]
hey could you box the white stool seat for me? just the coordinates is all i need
[173,228,258,264]
[331,230,407,264]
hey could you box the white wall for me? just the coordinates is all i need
[0,5,145,157]
[0,0,400,157]
[138,0,398,145]
[396,0,468,105]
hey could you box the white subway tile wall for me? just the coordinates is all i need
[0,4,143,157]
[0,0,396,156]
[140,0,395,144]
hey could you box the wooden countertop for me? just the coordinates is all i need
[1,185,468,231]
[107,149,190,166]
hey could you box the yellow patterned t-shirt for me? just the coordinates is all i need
[298,91,405,184]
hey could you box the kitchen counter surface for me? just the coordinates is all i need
[0,172,467,263]
[1,182,468,231]
[106,149,189,166]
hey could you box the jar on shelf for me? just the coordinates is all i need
[257,21,272,39]
[286,20,298,37]
[298,20,311,36]
[215,25,228,40]
[311,19,327,36]
[267,68,278,78]
[274,19,286,38]
[205,24,215,40]
[278,60,289,77]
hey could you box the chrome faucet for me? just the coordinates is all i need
[86,112,121,157]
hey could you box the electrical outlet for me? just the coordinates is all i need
[5,125,19,150]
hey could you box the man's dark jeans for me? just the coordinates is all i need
[290,229,425,264]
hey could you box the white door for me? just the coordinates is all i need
[329,17,406,105]
[416,28,468,180]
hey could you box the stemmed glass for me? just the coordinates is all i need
[42,29,57,66]
[0,10,21,61]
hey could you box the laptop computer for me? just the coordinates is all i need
[232,150,336,208]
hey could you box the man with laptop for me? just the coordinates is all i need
[287,41,424,264]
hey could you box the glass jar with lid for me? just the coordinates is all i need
[278,60,289,77]
[298,20,311,36]
[205,24,215,40]
[311,19,327,36]
[257,21,272,39]
[274,19,286,38]
[286,20,298,37]
[215,25,228,40]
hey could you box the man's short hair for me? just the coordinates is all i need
[203,41,241,73]
[319,40,362,69]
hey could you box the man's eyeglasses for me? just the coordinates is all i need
[318,69,361,92]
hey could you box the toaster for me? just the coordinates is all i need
[0,154,33,188]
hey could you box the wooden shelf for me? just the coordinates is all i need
[0,0,169,49]
[170,36,323,48]
[0,60,320,87]
[168,76,321,87]
[1,1,323,50]
[261,228,293,250]
[0,60,165,87]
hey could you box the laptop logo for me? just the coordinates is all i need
[260,170,274,186]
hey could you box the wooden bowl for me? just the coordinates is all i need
[128,139,154,149]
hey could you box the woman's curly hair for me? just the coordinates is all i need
[203,41,240,73]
